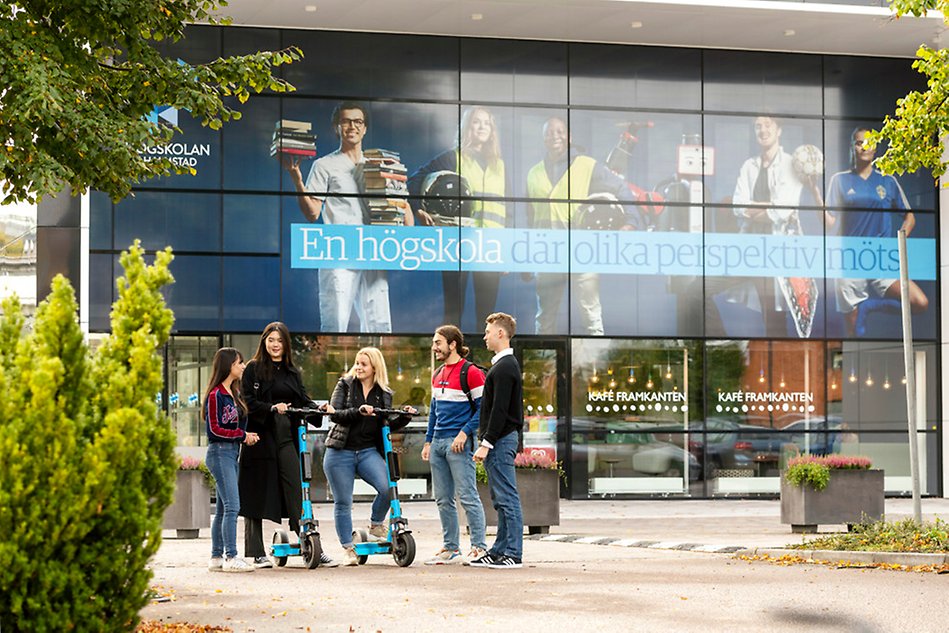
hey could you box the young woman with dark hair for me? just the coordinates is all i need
[204,347,259,573]
[238,322,337,568]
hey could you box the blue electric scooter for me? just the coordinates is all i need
[271,406,326,569]
[351,407,417,567]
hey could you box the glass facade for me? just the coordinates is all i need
[91,27,940,498]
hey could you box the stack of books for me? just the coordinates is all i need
[363,148,408,225]
[270,120,316,158]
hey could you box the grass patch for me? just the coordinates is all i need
[787,518,949,553]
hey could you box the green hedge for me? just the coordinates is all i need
[0,242,177,632]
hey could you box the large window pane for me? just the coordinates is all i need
[703,50,822,116]
[569,44,701,110]
[824,56,926,120]
[114,192,221,253]
[165,255,221,331]
[823,119,935,212]
[461,38,567,105]
[282,31,458,101]
[221,96,282,192]
[572,338,702,497]
[706,340,826,495]
[222,256,280,331]
[223,195,281,254]
[825,210,936,341]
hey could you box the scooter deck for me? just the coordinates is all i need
[353,542,392,556]
[272,543,303,557]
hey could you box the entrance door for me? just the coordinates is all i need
[514,339,568,496]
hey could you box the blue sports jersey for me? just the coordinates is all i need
[827,169,910,238]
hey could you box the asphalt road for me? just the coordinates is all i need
[143,514,947,633]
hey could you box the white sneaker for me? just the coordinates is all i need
[208,556,224,571]
[367,524,388,541]
[425,548,462,565]
[342,547,359,567]
[222,557,255,573]
[463,547,487,566]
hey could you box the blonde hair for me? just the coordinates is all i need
[459,107,501,165]
[346,346,391,393]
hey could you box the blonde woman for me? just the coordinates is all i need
[408,106,509,324]
[323,347,417,565]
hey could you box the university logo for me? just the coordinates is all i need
[146,105,179,126]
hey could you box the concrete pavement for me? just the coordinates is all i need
[142,498,949,632]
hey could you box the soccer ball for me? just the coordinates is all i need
[791,144,823,182]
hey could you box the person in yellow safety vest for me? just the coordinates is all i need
[527,116,643,336]
[409,107,510,325]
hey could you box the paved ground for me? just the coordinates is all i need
[143,498,949,632]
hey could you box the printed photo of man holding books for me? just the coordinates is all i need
[280,101,416,334]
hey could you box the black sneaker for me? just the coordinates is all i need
[486,554,522,569]
[253,556,273,569]
[467,552,496,568]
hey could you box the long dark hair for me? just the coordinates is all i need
[250,321,296,382]
[202,347,248,416]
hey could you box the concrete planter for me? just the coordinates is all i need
[163,469,211,538]
[780,468,884,533]
[478,468,560,535]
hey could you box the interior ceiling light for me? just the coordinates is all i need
[783,29,796,37]
[471,13,483,21]
[305,5,317,12]
[630,21,643,29]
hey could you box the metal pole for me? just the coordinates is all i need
[898,229,922,523]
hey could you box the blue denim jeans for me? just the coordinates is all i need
[430,436,487,551]
[484,431,523,559]
[323,447,390,547]
[206,442,241,559]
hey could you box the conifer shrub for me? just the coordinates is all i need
[0,241,176,632]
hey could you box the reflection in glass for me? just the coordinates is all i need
[569,44,701,110]
[572,338,701,496]
[461,38,567,104]
[703,50,822,116]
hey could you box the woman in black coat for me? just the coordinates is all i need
[238,322,335,567]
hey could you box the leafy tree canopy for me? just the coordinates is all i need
[866,1,949,179]
[0,0,301,204]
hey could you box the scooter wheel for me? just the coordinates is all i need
[302,533,322,570]
[353,529,369,565]
[272,530,290,567]
[392,532,415,567]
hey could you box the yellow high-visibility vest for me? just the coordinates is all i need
[457,149,506,228]
[527,155,596,228]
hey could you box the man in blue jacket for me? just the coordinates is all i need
[422,325,488,565]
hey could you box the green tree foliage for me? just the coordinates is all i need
[0,241,177,631]
[865,1,949,179]
[0,0,302,204]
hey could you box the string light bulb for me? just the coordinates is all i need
[758,368,766,383]
[865,372,873,387]
[848,368,857,383]
[627,367,636,384]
